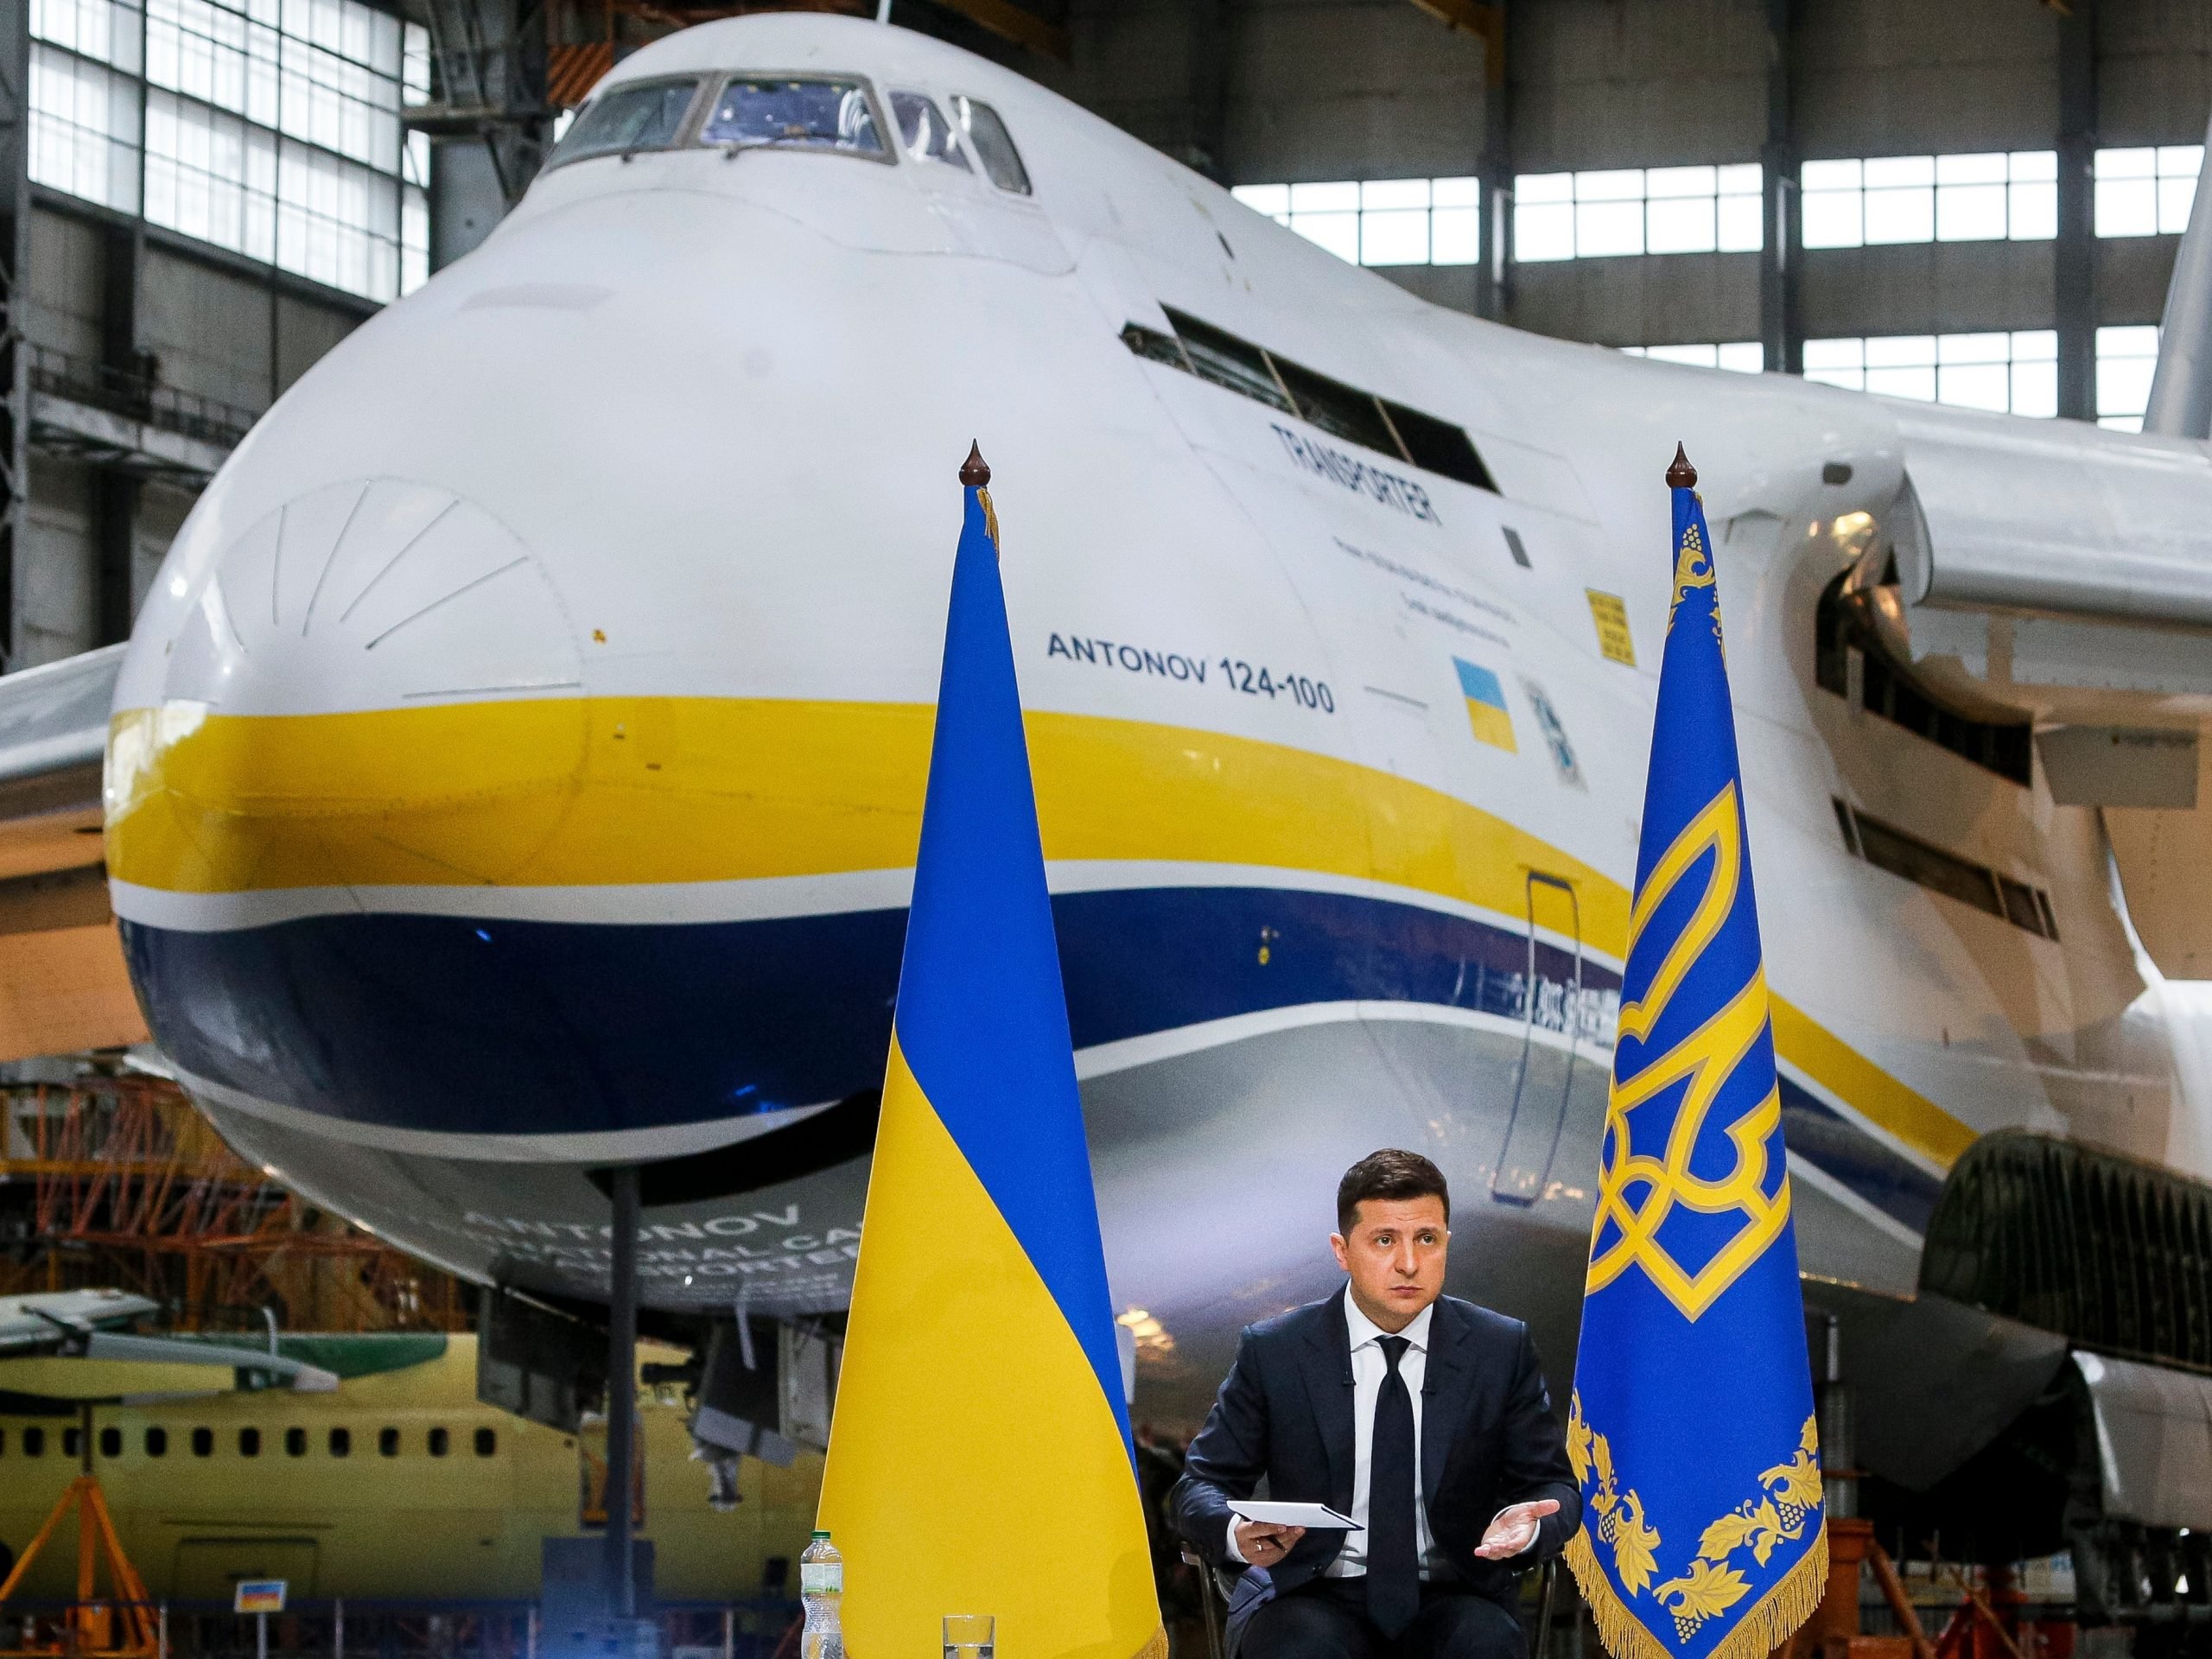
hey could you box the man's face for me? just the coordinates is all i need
[1330,1194,1449,1332]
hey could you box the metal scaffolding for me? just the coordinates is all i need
[0,1077,466,1332]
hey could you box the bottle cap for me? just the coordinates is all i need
[811,1529,831,1540]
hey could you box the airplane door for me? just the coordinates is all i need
[1491,871,1583,1205]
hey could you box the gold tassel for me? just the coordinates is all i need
[1569,1522,1829,1659]
[978,486,1001,552]
[1128,1625,1169,1659]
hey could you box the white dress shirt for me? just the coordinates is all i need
[1227,1286,1439,1579]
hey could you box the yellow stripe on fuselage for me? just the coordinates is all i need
[105,696,1971,1170]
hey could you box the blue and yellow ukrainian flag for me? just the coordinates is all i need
[1565,448,1825,1659]
[817,453,1166,1659]
[1453,656,1518,751]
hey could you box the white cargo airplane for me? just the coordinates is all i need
[3,10,2210,1585]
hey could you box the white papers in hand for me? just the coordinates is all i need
[1227,1501,1357,1529]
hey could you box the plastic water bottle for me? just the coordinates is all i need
[801,1530,844,1659]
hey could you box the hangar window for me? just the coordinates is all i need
[1801,152,2056,248]
[1233,177,1478,267]
[1803,332,2056,418]
[1621,342,1765,374]
[2094,145,2202,238]
[328,1427,351,1457]
[951,96,1028,194]
[546,77,702,169]
[1833,798,2056,940]
[1136,306,1499,493]
[1516,164,1763,261]
[700,77,886,161]
[889,91,969,171]
[2096,325,2160,432]
[475,1427,498,1457]
[99,1427,121,1458]
[191,1427,211,1457]
[285,1427,307,1457]
[378,1427,399,1457]
[145,1427,167,1458]
[22,1427,42,1457]
[238,1427,261,1457]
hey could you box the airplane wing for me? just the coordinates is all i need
[0,1289,341,1398]
[0,645,145,1060]
[1842,409,2212,978]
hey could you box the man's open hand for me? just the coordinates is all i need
[1233,1521,1306,1567]
[1473,1498,1561,1560]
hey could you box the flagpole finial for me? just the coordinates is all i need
[959,442,991,486]
[1666,443,1697,488]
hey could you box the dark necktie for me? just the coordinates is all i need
[1367,1334,1420,1637]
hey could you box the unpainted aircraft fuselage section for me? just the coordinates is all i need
[99,15,2201,1428]
[0,1336,816,1599]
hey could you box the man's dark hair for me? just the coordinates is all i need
[1336,1149,1450,1236]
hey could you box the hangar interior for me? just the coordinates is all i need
[5,0,2212,1652]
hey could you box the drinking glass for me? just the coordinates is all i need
[944,1614,995,1659]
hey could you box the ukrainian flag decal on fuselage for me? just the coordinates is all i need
[1454,657,1518,752]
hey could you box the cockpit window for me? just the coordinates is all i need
[702,76,887,159]
[951,96,1030,195]
[891,91,970,171]
[547,78,701,168]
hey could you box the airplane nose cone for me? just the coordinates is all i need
[109,478,587,890]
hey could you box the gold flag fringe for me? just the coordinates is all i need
[1567,1522,1829,1659]
[1130,1624,1169,1659]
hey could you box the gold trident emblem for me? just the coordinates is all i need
[1586,782,1789,1320]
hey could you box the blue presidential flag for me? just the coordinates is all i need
[1565,448,1825,1659]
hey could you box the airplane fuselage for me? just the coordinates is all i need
[101,15,2201,1429]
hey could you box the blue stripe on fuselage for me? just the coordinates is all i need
[120,883,1939,1236]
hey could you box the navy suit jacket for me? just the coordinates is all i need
[1168,1291,1581,1614]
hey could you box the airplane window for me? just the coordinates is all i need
[1383,400,1500,492]
[890,91,970,171]
[378,1427,399,1457]
[145,1427,167,1457]
[1833,798,2056,938]
[1502,527,1532,568]
[548,78,702,170]
[239,1427,261,1457]
[23,1427,41,1457]
[1814,567,2032,785]
[0,1427,7,1453]
[285,1427,308,1457]
[1272,355,1402,454]
[475,1427,498,1457]
[951,97,1030,194]
[192,1427,212,1457]
[1141,305,1499,492]
[1120,323,1190,370]
[329,1427,351,1457]
[64,1427,79,1458]
[99,1427,121,1458]
[1163,307,1294,412]
[429,1427,450,1457]
[701,77,885,159]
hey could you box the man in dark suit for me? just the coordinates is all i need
[1169,1149,1580,1659]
